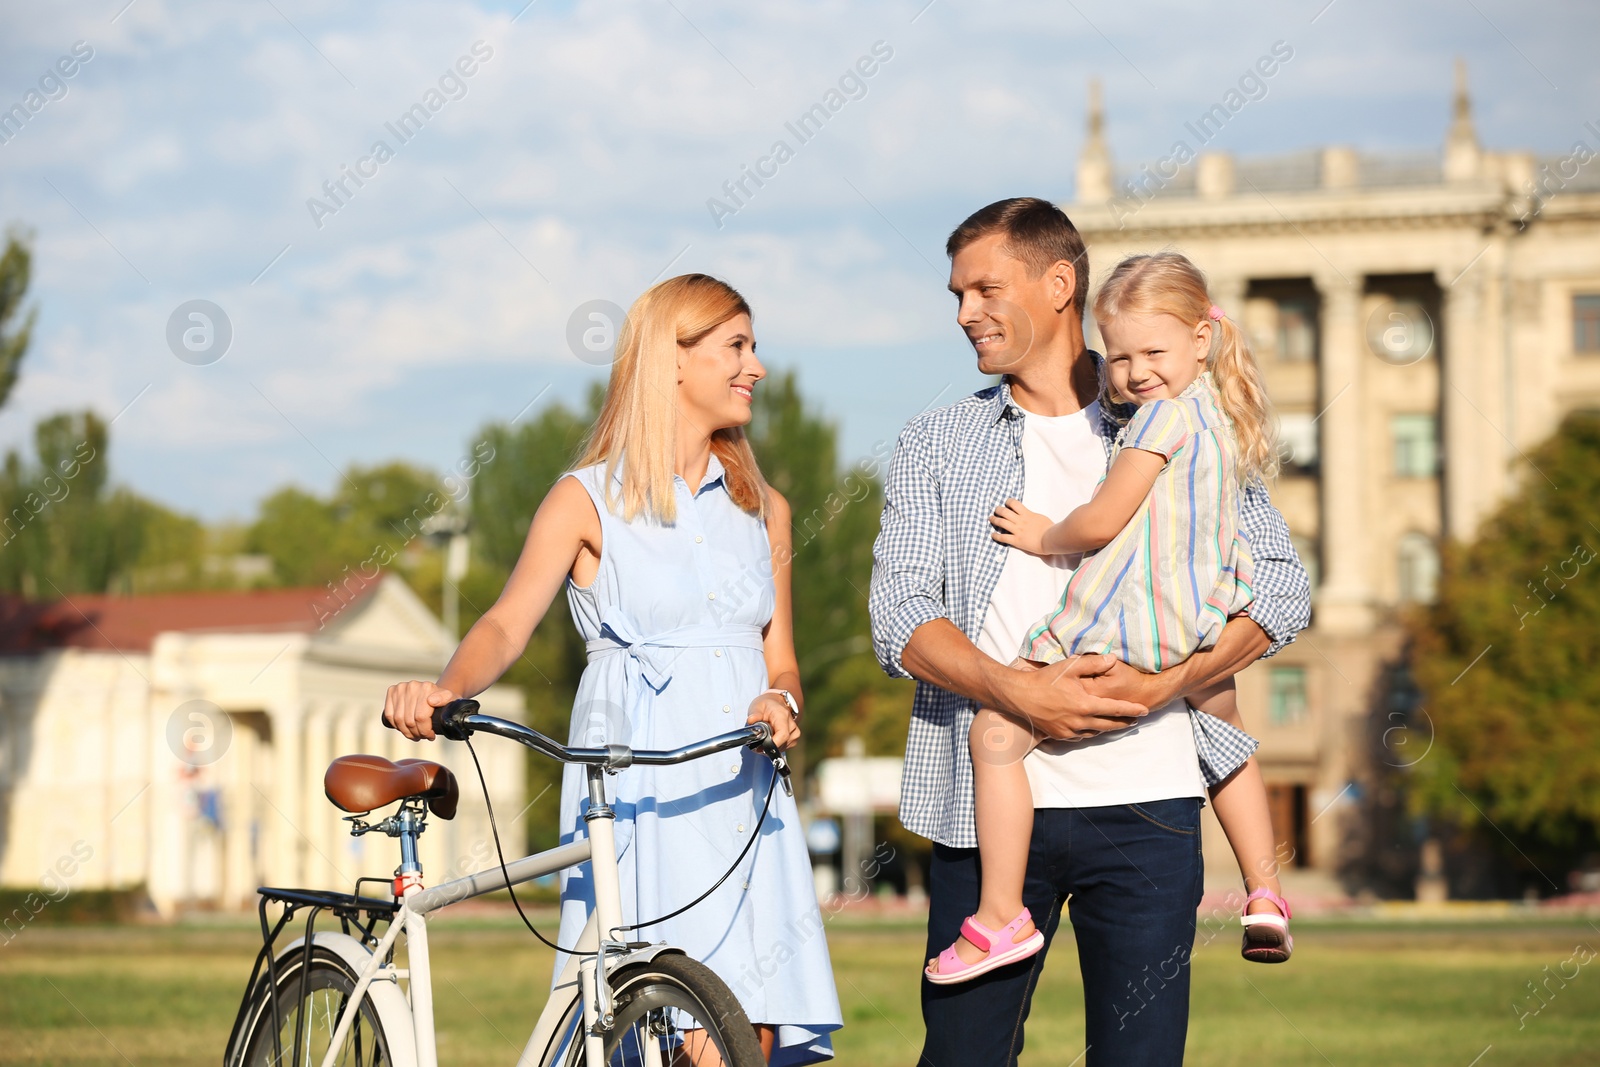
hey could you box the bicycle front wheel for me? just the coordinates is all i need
[571,953,766,1067]
[232,946,395,1067]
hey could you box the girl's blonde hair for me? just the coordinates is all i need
[575,273,768,524]
[1093,252,1279,483]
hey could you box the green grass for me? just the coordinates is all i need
[2,914,1598,1065]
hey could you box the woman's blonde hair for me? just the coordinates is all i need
[1093,252,1279,483]
[575,273,768,523]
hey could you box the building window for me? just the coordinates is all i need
[1392,413,1438,477]
[1397,532,1440,604]
[1276,300,1316,362]
[1277,412,1319,470]
[1269,667,1309,726]
[1575,294,1600,354]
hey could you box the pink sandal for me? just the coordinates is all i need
[1240,887,1293,963]
[925,908,1045,985]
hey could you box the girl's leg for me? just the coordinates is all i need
[1192,680,1284,916]
[931,662,1042,969]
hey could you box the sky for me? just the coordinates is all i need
[0,0,1595,522]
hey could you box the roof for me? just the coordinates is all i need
[0,582,381,655]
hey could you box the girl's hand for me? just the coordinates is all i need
[383,680,459,741]
[991,499,1056,556]
[746,690,800,751]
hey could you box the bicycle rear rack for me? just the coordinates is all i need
[223,882,401,1067]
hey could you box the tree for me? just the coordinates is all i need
[1409,410,1600,883]
[246,461,448,588]
[0,227,208,597]
[0,229,36,411]
[0,411,203,595]
[746,372,913,764]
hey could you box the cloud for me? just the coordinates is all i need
[0,0,1594,519]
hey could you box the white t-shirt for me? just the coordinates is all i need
[973,401,1207,808]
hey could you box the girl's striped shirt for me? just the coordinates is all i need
[1023,372,1254,672]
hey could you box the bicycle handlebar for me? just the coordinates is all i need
[384,699,791,791]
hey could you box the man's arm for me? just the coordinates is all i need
[1085,615,1270,710]
[1235,479,1312,657]
[901,620,1149,739]
[868,420,951,680]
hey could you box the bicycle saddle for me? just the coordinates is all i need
[324,755,460,820]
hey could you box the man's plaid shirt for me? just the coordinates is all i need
[869,376,1312,848]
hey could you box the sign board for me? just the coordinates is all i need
[815,756,903,815]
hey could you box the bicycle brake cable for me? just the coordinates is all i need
[465,735,781,953]
[620,763,779,933]
[466,736,595,956]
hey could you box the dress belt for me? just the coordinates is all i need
[586,607,765,692]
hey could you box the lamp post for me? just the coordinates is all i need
[421,513,470,641]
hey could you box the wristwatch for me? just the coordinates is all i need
[763,688,800,720]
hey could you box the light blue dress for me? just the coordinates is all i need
[554,455,842,1065]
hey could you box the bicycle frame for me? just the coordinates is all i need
[303,712,777,1067]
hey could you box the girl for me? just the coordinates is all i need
[384,274,843,1063]
[925,252,1293,984]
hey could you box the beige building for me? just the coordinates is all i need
[0,574,525,916]
[1067,65,1600,895]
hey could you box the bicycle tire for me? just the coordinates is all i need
[559,953,766,1067]
[230,945,396,1067]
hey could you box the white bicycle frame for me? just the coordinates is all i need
[293,712,781,1067]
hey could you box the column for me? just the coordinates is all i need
[1313,272,1372,635]
[222,718,253,910]
[1438,267,1487,542]
[1209,276,1247,329]
[301,705,332,888]
[331,710,363,882]
[269,702,301,894]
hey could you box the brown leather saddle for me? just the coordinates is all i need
[324,755,460,820]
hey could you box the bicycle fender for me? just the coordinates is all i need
[612,944,688,970]
[278,931,419,1067]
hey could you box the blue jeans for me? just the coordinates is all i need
[918,800,1205,1067]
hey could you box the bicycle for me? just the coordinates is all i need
[223,698,793,1067]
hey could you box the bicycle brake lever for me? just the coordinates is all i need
[771,752,794,797]
[752,732,794,798]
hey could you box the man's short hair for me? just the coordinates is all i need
[946,197,1090,319]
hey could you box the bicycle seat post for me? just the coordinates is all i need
[394,801,426,896]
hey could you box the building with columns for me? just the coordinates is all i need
[1066,65,1600,894]
[0,574,524,915]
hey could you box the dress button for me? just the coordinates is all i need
[736,823,745,833]
[714,649,722,658]
[729,763,739,775]
[707,591,716,601]
[723,704,731,713]
[695,535,704,544]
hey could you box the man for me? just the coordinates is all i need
[869,197,1310,1066]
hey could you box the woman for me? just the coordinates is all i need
[384,274,842,1064]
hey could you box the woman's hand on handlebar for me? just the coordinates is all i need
[384,680,459,741]
[745,691,799,751]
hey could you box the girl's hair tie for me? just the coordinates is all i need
[1208,305,1225,321]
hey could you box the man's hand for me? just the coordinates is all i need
[1082,658,1176,711]
[1081,617,1274,712]
[1008,653,1149,740]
